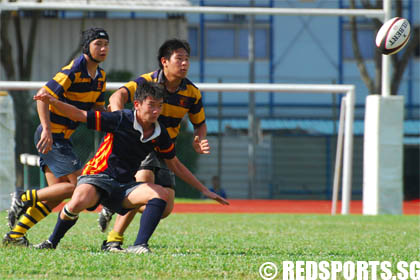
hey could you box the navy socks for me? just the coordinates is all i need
[134,198,167,246]
[48,212,77,248]
[47,198,166,248]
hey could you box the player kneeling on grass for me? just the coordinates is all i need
[99,38,211,251]
[31,81,229,253]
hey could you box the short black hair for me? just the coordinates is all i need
[134,81,167,102]
[157,38,190,69]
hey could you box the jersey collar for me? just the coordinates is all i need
[80,54,101,79]
[157,70,187,92]
[133,111,161,143]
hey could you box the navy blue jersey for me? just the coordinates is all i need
[82,109,175,183]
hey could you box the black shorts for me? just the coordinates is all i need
[77,174,141,215]
[139,152,175,189]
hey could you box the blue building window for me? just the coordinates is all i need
[188,27,199,57]
[343,26,375,60]
[188,24,269,59]
[238,28,268,58]
[207,28,236,58]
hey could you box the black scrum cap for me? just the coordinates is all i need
[81,27,109,54]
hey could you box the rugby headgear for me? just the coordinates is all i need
[81,27,109,62]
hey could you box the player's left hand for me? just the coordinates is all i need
[202,189,229,205]
[193,136,210,154]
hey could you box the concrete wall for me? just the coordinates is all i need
[1,17,187,81]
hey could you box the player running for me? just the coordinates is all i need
[3,27,109,246]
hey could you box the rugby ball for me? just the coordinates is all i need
[375,17,411,55]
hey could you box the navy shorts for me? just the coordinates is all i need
[140,152,175,189]
[34,125,82,178]
[77,174,141,215]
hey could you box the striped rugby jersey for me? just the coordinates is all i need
[43,54,106,139]
[122,70,205,139]
[83,109,175,183]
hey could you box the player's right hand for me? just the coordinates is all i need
[193,136,211,154]
[202,189,229,205]
[37,128,53,154]
[33,91,55,104]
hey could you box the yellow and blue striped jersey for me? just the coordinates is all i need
[43,54,106,139]
[122,70,205,139]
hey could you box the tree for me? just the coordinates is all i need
[1,7,42,187]
[349,0,419,95]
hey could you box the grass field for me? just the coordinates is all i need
[0,211,419,279]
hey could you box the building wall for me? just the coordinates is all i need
[1,17,187,81]
[194,135,364,200]
[194,135,272,199]
[1,5,417,119]
[271,135,363,200]
[186,0,420,119]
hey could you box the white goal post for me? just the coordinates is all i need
[0,81,355,214]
